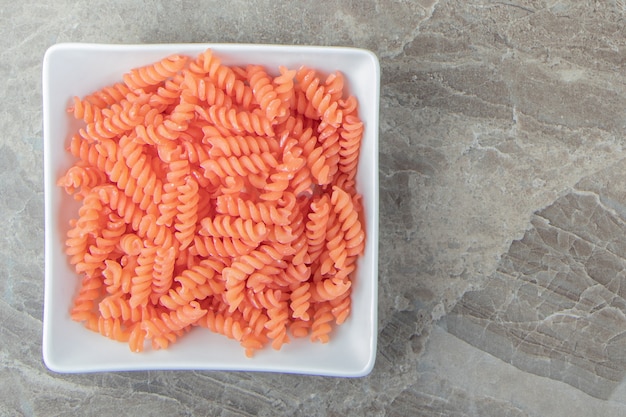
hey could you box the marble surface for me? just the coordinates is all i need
[3,0,626,415]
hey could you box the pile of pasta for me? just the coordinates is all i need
[58,48,365,356]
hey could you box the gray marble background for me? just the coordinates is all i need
[3,0,626,415]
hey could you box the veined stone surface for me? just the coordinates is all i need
[3,0,626,415]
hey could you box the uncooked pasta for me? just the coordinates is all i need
[58,48,365,356]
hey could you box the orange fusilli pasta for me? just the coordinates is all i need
[59,49,366,356]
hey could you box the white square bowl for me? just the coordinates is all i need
[42,43,379,376]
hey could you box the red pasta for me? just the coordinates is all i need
[59,49,366,356]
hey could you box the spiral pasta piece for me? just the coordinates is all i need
[318,123,341,182]
[96,184,146,230]
[203,105,274,137]
[215,195,290,226]
[68,134,111,174]
[305,195,331,264]
[178,259,225,289]
[174,176,199,250]
[222,248,285,311]
[73,190,104,236]
[296,67,343,127]
[75,215,126,277]
[331,185,365,259]
[142,301,206,349]
[157,151,190,226]
[296,128,330,186]
[190,49,255,108]
[260,142,306,201]
[152,244,176,296]
[200,310,245,341]
[204,133,279,158]
[81,82,131,109]
[181,70,233,108]
[247,65,283,121]
[98,292,144,324]
[312,277,351,302]
[289,282,311,321]
[102,259,132,295]
[325,72,345,102]
[68,96,105,124]
[200,215,268,243]
[201,152,278,178]
[57,164,108,199]
[310,301,334,343]
[265,298,290,350]
[129,244,158,308]
[330,287,351,325]
[338,114,364,179]
[90,96,153,138]
[137,102,197,145]
[123,54,189,90]
[64,221,90,268]
[149,77,183,107]
[159,260,224,311]
[70,275,103,327]
[192,235,256,259]
[239,296,270,335]
[273,66,297,119]
[120,136,164,207]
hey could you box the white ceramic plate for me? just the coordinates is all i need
[42,43,379,376]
